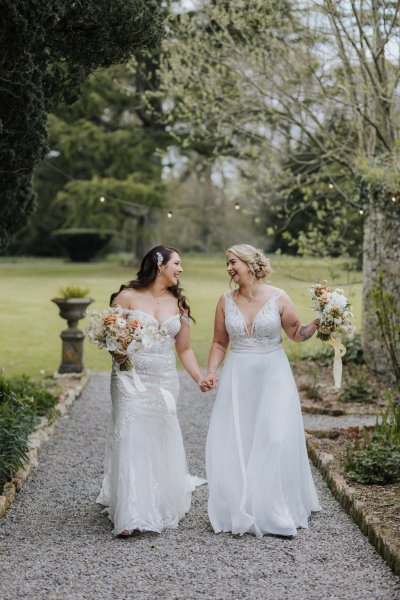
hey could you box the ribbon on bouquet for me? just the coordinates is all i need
[319,330,346,389]
[115,363,176,414]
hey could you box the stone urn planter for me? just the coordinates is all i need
[52,297,94,374]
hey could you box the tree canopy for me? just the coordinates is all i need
[154,0,400,372]
[0,0,163,249]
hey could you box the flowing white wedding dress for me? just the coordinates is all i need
[206,290,321,538]
[97,309,204,536]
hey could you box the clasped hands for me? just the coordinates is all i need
[198,372,217,393]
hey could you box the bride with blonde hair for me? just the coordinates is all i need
[204,244,321,538]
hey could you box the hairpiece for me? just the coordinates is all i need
[255,248,266,263]
[156,251,163,267]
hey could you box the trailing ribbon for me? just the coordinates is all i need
[115,363,176,413]
[327,336,346,389]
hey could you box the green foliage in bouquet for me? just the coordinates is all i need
[345,395,400,484]
[0,375,59,489]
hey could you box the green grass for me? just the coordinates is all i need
[0,254,362,377]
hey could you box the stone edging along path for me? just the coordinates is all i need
[306,433,400,577]
[1,368,398,582]
[0,371,90,520]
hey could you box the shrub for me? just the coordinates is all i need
[4,375,59,417]
[302,332,364,366]
[303,367,322,400]
[53,229,113,262]
[0,375,59,489]
[342,333,364,365]
[339,370,379,404]
[345,395,400,484]
[369,274,400,389]
[0,401,34,488]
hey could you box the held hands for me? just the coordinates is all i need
[198,371,217,392]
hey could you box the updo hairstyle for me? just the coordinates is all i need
[227,244,272,280]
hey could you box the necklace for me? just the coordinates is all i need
[238,285,260,303]
[149,289,169,305]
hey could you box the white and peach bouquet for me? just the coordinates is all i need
[310,282,353,341]
[310,282,354,388]
[86,306,169,371]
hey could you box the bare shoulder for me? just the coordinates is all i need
[112,288,141,309]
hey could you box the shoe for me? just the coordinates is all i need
[118,529,133,537]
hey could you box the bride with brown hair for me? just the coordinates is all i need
[97,245,206,537]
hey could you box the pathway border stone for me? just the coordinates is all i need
[0,370,90,520]
[306,432,400,576]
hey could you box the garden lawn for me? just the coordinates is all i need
[0,255,362,378]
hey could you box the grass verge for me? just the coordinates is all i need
[0,254,362,377]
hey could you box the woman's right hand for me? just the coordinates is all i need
[203,372,217,390]
[113,352,128,365]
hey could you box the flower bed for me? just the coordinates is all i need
[293,360,386,416]
[306,428,400,575]
[0,372,89,518]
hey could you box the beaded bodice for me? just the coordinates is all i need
[224,291,282,353]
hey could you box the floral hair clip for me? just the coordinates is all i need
[156,251,163,267]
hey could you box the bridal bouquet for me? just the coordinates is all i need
[86,306,169,371]
[310,282,354,388]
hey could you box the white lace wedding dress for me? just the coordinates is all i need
[97,310,204,536]
[206,291,321,538]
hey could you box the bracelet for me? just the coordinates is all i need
[207,370,217,374]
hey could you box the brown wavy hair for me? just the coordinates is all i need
[110,245,194,321]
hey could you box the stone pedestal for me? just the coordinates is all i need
[52,297,93,374]
[59,327,86,374]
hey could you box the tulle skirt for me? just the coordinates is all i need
[206,348,321,538]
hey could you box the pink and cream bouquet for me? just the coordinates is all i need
[86,306,170,371]
[310,282,354,388]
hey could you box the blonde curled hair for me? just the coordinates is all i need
[227,244,272,279]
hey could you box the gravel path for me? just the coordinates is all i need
[0,372,399,600]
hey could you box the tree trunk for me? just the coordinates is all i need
[135,209,160,259]
[362,188,400,381]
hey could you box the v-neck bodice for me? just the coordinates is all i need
[224,291,282,353]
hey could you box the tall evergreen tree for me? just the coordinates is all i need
[0,0,163,249]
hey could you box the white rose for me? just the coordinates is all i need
[106,336,118,352]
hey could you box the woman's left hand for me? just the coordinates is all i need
[198,379,210,392]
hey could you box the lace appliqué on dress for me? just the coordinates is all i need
[97,307,200,535]
[224,291,282,350]
[180,314,192,327]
